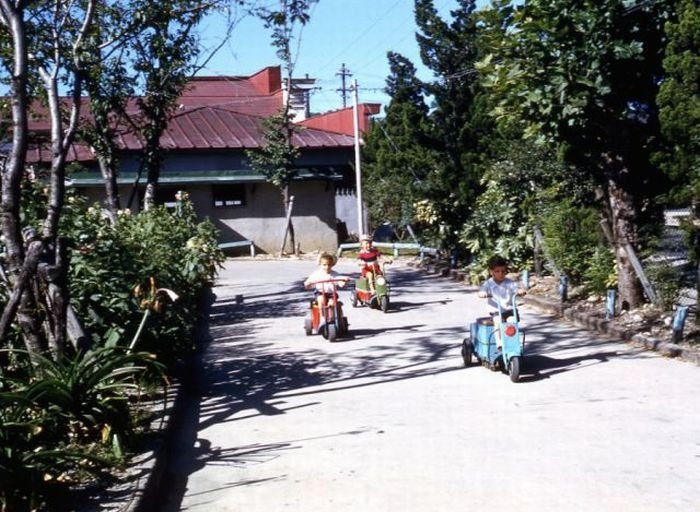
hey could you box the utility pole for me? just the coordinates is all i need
[336,63,352,108]
[351,79,365,235]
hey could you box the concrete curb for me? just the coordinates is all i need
[408,259,700,367]
[127,287,214,511]
[73,288,214,511]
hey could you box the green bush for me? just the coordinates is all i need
[1,347,162,511]
[582,246,617,295]
[459,178,533,271]
[645,260,682,311]
[66,194,224,365]
[538,200,607,285]
[0,184,224,509]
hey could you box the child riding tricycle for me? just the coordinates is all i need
[461,255,526,382]
[351,233,392,313]
[303,253,349,342]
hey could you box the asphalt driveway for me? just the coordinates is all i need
[156,258,700,512]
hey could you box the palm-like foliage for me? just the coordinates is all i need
[0,347,164,511]
[0,391,105,511]
[22,348,163,446]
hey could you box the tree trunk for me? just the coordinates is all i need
[98,153,120,221]
[144,182,155,211]
[279,187,296,256]
[603,172,644,310]
[0,3,31,348]
[17,288,46,355]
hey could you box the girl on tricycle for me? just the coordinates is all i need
[303,252,349,341]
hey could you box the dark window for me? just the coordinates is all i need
[213,184,246,207]
[137,187,179,208]
[154,187,179,207]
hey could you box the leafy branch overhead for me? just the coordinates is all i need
[246,111,301,188]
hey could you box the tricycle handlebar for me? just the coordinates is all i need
[307,278,348,284]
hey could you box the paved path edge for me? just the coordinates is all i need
[407,260,700,367]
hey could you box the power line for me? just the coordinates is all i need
[317,0,405,74]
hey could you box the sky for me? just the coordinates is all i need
[197,0,489,113]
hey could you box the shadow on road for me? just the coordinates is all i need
[152,265,652,511]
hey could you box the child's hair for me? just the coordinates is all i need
[487,254,508,270]
[319,252,336,266]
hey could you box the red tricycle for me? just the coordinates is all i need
[303,279,349,342]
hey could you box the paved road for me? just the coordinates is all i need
[158,259,700,512]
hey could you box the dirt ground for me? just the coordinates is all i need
[525,274,700,350]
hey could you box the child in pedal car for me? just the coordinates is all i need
[357,233,391,292]
[477,255,526,349]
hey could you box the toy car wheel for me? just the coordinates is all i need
[304,317,312,336]
[461,339,473,367]
[326,324,337,342]
[508,356,521,383]
[380,296,389,313]
[351,291,358,308]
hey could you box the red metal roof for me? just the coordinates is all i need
[25,106,354,163]
[139,106,356,150]
[300,103,381,136]
[20,66,358,163]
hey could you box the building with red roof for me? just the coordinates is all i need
[23,66,382,254]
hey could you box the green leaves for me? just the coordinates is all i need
[657,0,700,197]
[246,110,301,189]
[65,193,224,360]
[0,347,163,510]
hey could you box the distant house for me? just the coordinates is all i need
[24,66,381,254]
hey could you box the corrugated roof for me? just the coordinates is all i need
[19,67,356,164]
[164,106,355,149]
[25,106,354,163]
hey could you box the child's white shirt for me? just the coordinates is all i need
[480,277,520,310]
[306,268,342,293]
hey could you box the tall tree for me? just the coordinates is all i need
[129,0,209,210]
[80,2,138,219]
[81,1,244,216]
[656,0,700,318]
[0,0,97,353]
[362,52,435,238]
[412,0,492,249]
[0,0,235,355]
[247,0,318,255]
[479,0,674,308]
[658,0,700,191]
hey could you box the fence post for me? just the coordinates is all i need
[672,305,689,343]
[559,276,568,302]
[622,242,658,306]
[606,289,616,319]
[521,270,529,290]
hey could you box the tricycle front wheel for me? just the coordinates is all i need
[461,339,473,367]
[380,295,389,313]
[508,356,521,383]
[326,324,337,342]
